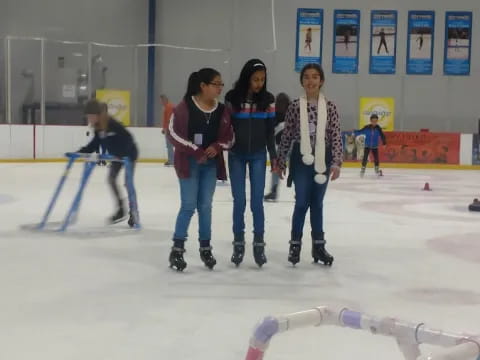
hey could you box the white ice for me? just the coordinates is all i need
[1,163,480,360]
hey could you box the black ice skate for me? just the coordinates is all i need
[231,234,245,267]
[253,241,267,268]
[312,240,334,266]
[288,240,302,266]
[264,185,278,202]
[199,246,216,270]
[127,209,140,228]
[109,206,127,224]
[169,247,187,271]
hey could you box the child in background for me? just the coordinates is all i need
[79,99,139,226]
[264,92,291,202]
[353,114,386,177]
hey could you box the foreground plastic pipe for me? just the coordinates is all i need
[418,342,480,360]
[245,307,480,360]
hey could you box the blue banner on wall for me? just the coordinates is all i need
[369,10,397,74]
[406,11,435,75]
[295,8,324,72]
[444,11,473,76]
[332,10,361,74]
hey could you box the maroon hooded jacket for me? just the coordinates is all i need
[167,99,234,180]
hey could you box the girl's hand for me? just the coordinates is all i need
[273,166,286,180]
[330,167,341,181]
[205,146,218,158]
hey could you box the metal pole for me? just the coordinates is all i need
[133,46,139,126]
[40,38,46,125]
[5,37,11,124]
[87,42,92,99]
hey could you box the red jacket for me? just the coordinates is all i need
[167,99,234,180]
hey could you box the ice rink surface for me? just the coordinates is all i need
[1,163,480,359]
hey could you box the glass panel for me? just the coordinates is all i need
[8,38,41,124]
[44,41,89,125]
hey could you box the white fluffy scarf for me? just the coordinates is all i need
[299,93,327,184]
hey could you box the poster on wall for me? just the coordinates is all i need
[295,8,324,72]
[444,11,473,76]
[332,9,361,74]
[369,10,397,74]
[96,89,131,126]
[359,97,395,131]
[406,11,435,75]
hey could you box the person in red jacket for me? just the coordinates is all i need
[167,68,233,271]
[160,95,175,166]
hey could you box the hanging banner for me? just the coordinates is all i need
[343,131,460,164]
[295,8,324,72]
[332,9,361,74]
[406,11,435,75]
[359,97,395,131]
[444,11,473,76]
[96,89,131,126]
[369,10,397,74]
[380,132,460,164]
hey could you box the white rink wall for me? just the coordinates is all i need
[0,125,167,160]
[0,124,475,165]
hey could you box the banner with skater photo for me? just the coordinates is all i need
[380,132,460,164]
[295,8,324,72]
[444,11,473,76]
[406,11,435,75]
[359,97,395,131]
[369,10,397,74]
[332,9,361,74]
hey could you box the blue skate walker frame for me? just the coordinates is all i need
[37,152,141,232]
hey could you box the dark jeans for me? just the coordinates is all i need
[109,160,136,208]
[291,160,329,241]
[228,150,267,237]
[362,147,379,167]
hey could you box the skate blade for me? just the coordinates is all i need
[109,215,128,225]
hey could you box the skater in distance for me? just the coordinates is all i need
[353,114,386,177]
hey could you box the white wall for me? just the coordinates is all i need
[0,124,167,160]
[0,124,476,166]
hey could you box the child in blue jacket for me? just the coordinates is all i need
[354,114,386,176]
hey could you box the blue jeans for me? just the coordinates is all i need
[229,150,267,237]
[291,161,329,240]
[271,172,280,187]
[173,158,217,242]
[166,136,174,164]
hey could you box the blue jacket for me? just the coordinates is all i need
[354,124,386,148]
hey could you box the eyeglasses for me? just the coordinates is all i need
[209,82,225,87]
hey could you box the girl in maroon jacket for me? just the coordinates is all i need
[167,68,234,271]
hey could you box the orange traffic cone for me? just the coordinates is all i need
[423,182,432,191]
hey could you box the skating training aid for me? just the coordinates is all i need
[37,153,141,232]
[468,198,480,212]
[423,182,432,191]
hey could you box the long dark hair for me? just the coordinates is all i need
[228,58,271,111]
[184,68,221,100]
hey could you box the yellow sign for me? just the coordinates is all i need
[359,97,395,131]
[96,89,131,126]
